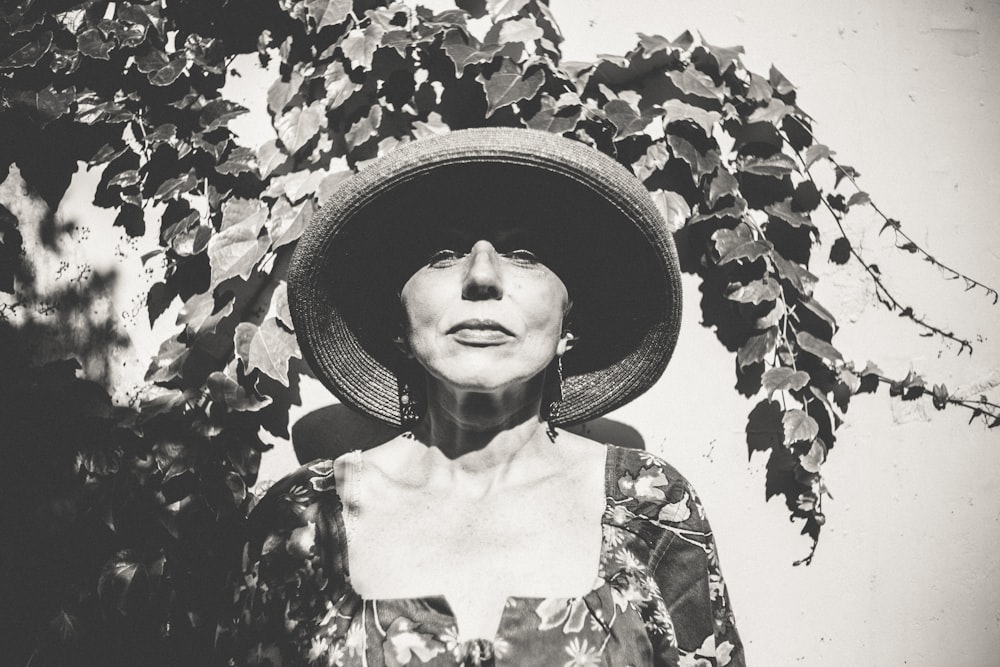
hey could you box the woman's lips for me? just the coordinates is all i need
[448,320,514,345]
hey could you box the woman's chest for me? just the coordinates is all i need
[347,481,606,601]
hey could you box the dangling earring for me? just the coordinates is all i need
[546,356,564,442]
[399,380,420,430]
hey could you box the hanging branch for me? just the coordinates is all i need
[829,159,1000,305]
[784,136,976,354]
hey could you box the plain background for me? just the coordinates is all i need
[5,1,997,664]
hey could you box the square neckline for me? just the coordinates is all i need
[325,442,623,640]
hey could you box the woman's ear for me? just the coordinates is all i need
[556,331,576,357]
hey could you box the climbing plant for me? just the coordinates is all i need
[1,0,997,662]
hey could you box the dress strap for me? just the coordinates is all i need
[343,449,364,545]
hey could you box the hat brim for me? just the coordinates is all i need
[288,128,682,427]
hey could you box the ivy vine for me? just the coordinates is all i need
[1,0,996,662]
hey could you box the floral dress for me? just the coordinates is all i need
[231,444,745,666]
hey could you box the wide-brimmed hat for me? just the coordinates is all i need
[287,127,682,427]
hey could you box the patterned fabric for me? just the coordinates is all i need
[231,445,745,666]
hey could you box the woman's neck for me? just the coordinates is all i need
[403,381,557,493]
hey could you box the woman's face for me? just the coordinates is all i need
[399,235,571,394]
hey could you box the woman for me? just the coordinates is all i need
[233,128,744,666]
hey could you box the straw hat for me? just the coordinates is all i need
[287,127,682,427]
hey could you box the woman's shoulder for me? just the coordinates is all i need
[246,457,350,553]
[603,444,709,530]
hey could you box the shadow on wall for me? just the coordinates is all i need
[0,168,131,389]
[291,404,646,463]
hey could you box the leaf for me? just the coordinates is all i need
[713,228,772,264]
[803,144,834,170]
[442,30,502,76]
[147,282,175,326]
[632,142,670,182]
[765,199,815,228]
[662,99,721,136]
[796,331,843,364]
[738,327,779,368]
[0,30,53,68]
[890,370,926,400]
[200,99,248,132]
[77,28,113,60]
[153,172,197,201]
[345,104,382,150]
[109,170,142,188]
[305,0,351,29]
[762,368,810,399]
[341,23,385,69]
[746,399,783,454]
[799,438,826,473]
[847,191,871,207]
[498,17,543,44]
[49,46,82,74]
[177,291,235,337]
[666,134,720,179]
[700,36,744,73]
[526,95,581,135]
[217,146,258,175]
[636,31,694,55]
[208,213,271,284]
[145,123,177,146]
[264,169,329,202]
[98,551,148,617]
[271,281,293,328]
[245,318,300,386]
[649,190,690,232]
[222,197,268,232]
[604,99,662,139]
[258,140,290,179]
[270,197,316,249]
[771,252,817,297]
[9,85,75,125]
[207,363,273,412]
[476,60,545,118]
[932,383,950,410]
[708,169,740,207]
[769,65,796,94]
[667,69,724,101]
[739,154,798,177]
[799,295,837,331]
[748,98,793,125]
[726,278,780,305]
[746,73,772,103]
[148,55,187,86]
[782,409,818,445]
[324,60,361,107]
[487,0,530,20]
[275,103,325,154]
[267,71,303,116]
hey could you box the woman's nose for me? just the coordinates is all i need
[461,240,504,300]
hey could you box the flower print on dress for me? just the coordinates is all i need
[307,459,339,494]
[562,637,601,667]
[657,490,692,523]
[382,616,447,666]
[536,597,591,633]
[618,465,670,502]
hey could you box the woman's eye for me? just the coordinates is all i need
[503,249,541,264]
[427,249,464,266]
